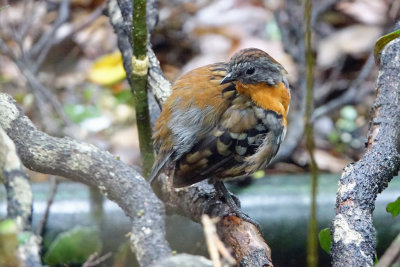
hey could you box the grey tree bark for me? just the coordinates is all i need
[331,37,400,266]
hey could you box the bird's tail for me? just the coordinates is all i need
[148,151,173,185]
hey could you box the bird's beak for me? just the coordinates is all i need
[220,72,235,85]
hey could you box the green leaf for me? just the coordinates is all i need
[318,228,332,254]
[386,197,400,217]
[374,29,400,64]
[43,226,102,266]
[374,250,379,265]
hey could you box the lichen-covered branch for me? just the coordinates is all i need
[330,37,400,266]
[0,126,43,266]
[0,92,172,267]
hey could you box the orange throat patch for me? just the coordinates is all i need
[235,81,290,127]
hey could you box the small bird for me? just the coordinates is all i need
[149,48,290,222]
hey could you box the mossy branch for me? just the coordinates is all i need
[131,0,154,178]
[304,0,319,266]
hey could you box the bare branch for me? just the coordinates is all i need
[31,0,70,57]
[34,1,106,72]
[202,215,236,267]
[0,92,172,266]
[376,233,400,267]
[331,37,400,266]
[53,3,106,46]
[311,54,375,122]
[36,176,58,237]
[82,252,112,267]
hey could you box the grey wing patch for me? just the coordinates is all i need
[167,97,214,160]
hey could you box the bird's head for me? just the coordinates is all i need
[220,48,287,86]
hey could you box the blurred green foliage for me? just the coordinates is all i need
[64,104,101,124]
[43,226,102,266]
[328,105,362,152]
[114,90,134,104]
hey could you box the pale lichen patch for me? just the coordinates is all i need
[0,128,18,171]
[65,143,94,173]
[18,233,41,262]
[34,149,59,169]
[338,181,356,196]
[0,95,20,130]
[142,226,151,235]
[98,184,108,197]
[333,214,363,246]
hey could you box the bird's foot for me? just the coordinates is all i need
[213,181,261,231]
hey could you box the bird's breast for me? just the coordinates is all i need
[234,81,290,127]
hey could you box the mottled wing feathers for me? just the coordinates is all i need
[172,101,285,187]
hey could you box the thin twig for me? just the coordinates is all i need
[32,0,70,72]
[31,0,70,57]
[36,176,59,237]
[17,0,36,42]
[376,233,400,267]
[202,215,236,267]
[20,65,74,129]
[304,0,319,266]
[54,2,106,46]
[82,252,112,267]
[311,53,375,122]
[130,0,155,177]
[34,0,106,72]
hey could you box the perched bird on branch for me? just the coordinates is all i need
[149,48,290,223]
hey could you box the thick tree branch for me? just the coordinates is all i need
[330,37,400,266]
[0,126,43,266]
[0,93,172,267]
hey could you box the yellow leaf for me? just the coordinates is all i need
[88,51,126,86]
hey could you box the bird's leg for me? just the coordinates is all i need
[213,181,261,230]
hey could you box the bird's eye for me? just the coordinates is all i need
[246,67,255,75]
